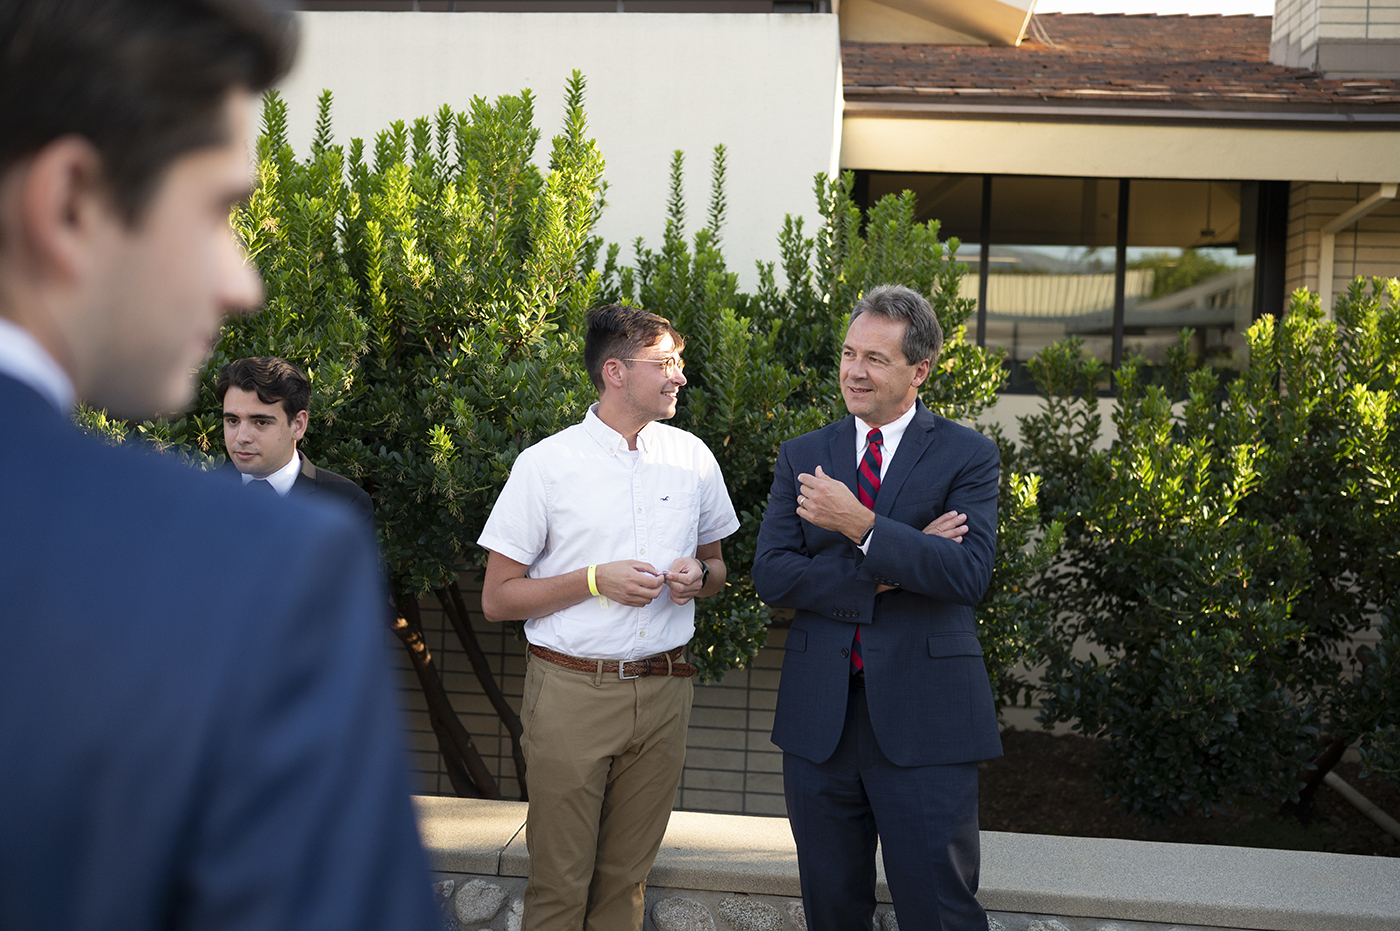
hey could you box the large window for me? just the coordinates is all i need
[859,173,1285,392]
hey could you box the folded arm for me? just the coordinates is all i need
[859,439,1000,606]
[752,443,880,618]
[752,436,997,616]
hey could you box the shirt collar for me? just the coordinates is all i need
[584,403,656,455]
[241,449,302,497]
[0,317,77,413]
[856,401,918,450]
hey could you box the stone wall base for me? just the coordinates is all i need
[428,873,1253,931]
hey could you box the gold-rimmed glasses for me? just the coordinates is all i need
[621,355,685,377]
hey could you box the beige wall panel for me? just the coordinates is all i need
[841,117,1400,183]
[1285,181,1400,305]
[276,12,843,290]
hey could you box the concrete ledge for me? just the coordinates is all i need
[978,832,1400,931]
[413,797,525,875]
[414,797,1400,931]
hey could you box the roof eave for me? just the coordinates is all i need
[841,98,1400,129]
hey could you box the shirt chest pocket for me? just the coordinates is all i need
[653,491,699,553]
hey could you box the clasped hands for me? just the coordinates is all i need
[796,464,967,592]
[591,557,706,607]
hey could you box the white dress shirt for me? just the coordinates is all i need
[0,317,76,412]
[478,404,740,660]
[240,450,302,497]
[854,402,918,552]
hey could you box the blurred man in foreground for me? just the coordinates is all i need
[0,2,438,928]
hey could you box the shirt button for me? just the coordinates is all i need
[638,631,646,637]
[637,507,643,514]
[841,647,850,658]
[640,547,646,554]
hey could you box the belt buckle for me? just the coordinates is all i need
[618,659,641,680]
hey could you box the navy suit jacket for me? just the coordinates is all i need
[291,456,375,528]
[221,456,376,531]
[0,374,438,930]
[753,401,1003,768]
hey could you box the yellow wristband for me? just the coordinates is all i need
[588,564,601,597]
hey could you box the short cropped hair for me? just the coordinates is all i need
[584,305,685,392]
[216,357,310,423]
[849,284,944,366]
[0,0,297,223]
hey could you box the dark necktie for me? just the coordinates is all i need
[852,428,883,672]
[247,478,278,497]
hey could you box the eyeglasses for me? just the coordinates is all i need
[621,355,685,377]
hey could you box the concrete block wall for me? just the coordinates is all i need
[1317,0,1400,41]
[1271,1,1400,67]
[394,577,791,814]
[1285,180,1400,307]
[1272,0,1321,63]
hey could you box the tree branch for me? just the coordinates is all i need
[437,582,529,801]
[391,598,501,799]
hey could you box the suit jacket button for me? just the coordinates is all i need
[841,647,850,658]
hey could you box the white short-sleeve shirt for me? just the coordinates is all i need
[477,404,740,660]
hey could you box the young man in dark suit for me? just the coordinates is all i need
[0,2,438,929]
[218,356,375,527]
[753,284,1002,931]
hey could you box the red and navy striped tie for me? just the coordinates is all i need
[852,428,883,672]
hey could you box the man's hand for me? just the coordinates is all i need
[594,560,666,607]
[662,557,705,605]
[796,465,874,543]
[924,510,967,544]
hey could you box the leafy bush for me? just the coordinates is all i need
[1020,278,1400,819]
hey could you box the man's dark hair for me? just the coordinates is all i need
[216,357,310,423]
[849,284,944,366]
[0,0,297,223]
[584,305,685,392]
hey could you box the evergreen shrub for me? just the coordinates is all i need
[1020,279,1400,819]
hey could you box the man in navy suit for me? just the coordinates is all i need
[753,284,1002,931]
[0,2,438,929]
[218,356,376,527]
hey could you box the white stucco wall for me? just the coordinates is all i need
[272,12,843,289]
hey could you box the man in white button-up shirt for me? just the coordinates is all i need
[479,304,739,931]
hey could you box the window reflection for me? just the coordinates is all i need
[859,172,1263,391]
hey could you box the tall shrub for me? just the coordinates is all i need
[1021,279,1400,820]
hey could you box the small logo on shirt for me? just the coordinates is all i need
[660,496,670,501]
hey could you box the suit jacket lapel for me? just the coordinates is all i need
[827,415,858,494]
[874,402,938,517]
[291,454,317,498]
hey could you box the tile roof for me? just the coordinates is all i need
[842,13,1400,117]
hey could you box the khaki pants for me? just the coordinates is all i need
[520,653,693,931]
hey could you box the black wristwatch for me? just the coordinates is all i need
[858,522,876,546]
[698,558,710,587]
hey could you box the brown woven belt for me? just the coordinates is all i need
[528,644,696,679]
